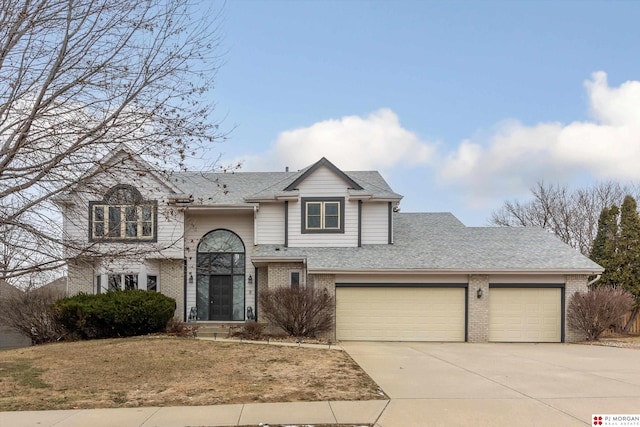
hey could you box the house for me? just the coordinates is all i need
[57,147,603,343]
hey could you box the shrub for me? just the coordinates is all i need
[0,286,65,344]
[567,287,634,341]
[165,317,197,337]
[55,290,175,339]
[234,321,266,340]
[258,286,334,337]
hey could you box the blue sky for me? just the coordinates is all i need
[198,0,640,226]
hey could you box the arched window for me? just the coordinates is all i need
[196,229,245,321]
[89,185,157,242]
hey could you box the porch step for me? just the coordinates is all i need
[194,323,244,339]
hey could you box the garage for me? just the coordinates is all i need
[489,286,563,342]
[336,285,466,342]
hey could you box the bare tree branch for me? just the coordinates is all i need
[0,0,225,284]
[490,181,637,255]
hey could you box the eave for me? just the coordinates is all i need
[183,204,259,212]
[306,267,604,275]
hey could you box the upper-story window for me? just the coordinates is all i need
[301,197,344,234]
[89,185,157,242]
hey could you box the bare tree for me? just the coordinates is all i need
[0,282,66,344]
[490,181,637,255]
[0,0,224,283]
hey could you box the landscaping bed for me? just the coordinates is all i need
[580,333,640,349]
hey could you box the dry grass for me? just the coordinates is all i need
[0,337,385,411]
[581,333,640,349]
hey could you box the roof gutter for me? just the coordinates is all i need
[306,267,605,275]
[183,204,259,211]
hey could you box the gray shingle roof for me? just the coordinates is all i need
[252,212,603,273]
[169,170,402,205]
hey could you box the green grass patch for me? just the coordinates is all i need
[0,361,50,389]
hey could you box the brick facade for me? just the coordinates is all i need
[309,274,336,340]
[564,274,589,343]
[265,262,306,289]
[468,275,489,343]
[67,260,94,295]
[160,259,185,320]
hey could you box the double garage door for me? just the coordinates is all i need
[336,286,466,342]
[336,285,562,342]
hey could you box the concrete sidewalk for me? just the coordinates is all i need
[0,400,389,427]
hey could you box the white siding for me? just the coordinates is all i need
[255,203,285,244]
[183,211,255,319]
[60,157,185,260]
[361,202,389,244]
[288,166,358,247]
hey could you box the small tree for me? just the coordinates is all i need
[259,287,334,337]
[567,287,633,340]
[0,285,65,344]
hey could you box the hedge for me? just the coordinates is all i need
[55,290,176,339]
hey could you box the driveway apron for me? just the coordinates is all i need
[343,342,640,427]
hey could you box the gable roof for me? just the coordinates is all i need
[284,157,363,191]
[170,158,403,205]
[252,212,603,274]
[56,145,184,203]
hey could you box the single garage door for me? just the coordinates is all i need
[336,286,466,341]
[489,287,562,342]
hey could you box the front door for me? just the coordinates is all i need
[209,276,233,321]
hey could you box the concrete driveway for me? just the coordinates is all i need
[343,342,640,427]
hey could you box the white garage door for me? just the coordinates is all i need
[489,288,562,342]
[336,287,466,341]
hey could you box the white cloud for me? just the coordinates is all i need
[236,108,435,172]
[438,72,640,202]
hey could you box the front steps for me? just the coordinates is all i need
[191,322,245,339]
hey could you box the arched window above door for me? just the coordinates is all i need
[197,229,245,253]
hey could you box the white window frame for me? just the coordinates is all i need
[304,200,341,231]
[106,273,139,291]
[92,204,155,240]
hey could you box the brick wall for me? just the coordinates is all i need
[160,259,184,320]
[265,262,305,289]
[309,274,336,340]
[67,259,94,295]
[565,274,589,343]
[468,275,489,343]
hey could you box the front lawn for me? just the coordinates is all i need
[0,337,385,411]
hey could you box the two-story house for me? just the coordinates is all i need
[57,147,603,343]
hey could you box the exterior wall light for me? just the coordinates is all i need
[248,275,253,285]
[477,288,483,299]
[188,272,194,284]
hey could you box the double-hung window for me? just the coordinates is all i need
[301,197,344,233]
[90,185,157,242]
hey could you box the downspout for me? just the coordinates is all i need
[587,274,602,289]
[253,205,258,245]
